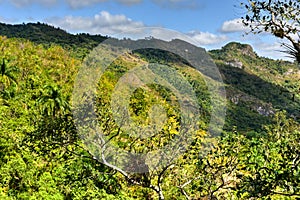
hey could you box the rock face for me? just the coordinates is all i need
[209,41,300,131]
[257,106,275,116]
[222,42,257,58]
[229,92,275,117]
[212,42,259,69]
[225,59,243,69]
[284,68,300,76]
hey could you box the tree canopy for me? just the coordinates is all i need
[0,24,299,199]
[241,0,300,63]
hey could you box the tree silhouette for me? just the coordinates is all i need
[36,84,69,117]
[0,58,18,91]
[241,0,300,63]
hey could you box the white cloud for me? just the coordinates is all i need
[220,18,250,33]
[148,28,190,41]
[64,0,201,9]
[116,0,142,5]
[187,31,228,45]
[46,11,226,48]
[148,28,227,47]
[234,33,295,61]
[65,0,142,8]
[64,0,107,9]
[9,0,57,7]
[252,40,292,61]
[0,16,17,23]
[3,0,142,8]
[46,11,145,35]
[4,0,203,9]
[151,0,202,9]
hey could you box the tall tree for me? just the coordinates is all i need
[0,58,18,91]
[36,84,69,117]
[241,0,300,63]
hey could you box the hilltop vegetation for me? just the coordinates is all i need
[0,23,299,199]
[209,42,300,131]
[0,22,107,59]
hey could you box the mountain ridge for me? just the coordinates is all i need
[0,21,299,131]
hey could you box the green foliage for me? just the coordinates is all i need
[235,112,300,199]
[0,22,107,60]
[209,42,300,132]
[0,36,123,199]
[0,24,299,199]
[241,0,300,63]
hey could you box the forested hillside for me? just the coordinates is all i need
[0,23,299,199]
[209,42,300,131]
[0,22,107,59]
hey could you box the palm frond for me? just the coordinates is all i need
[279,43,300,64]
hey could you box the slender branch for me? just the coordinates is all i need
[178,175,202,200]
[271,191,300,197]
[180,187,191,200]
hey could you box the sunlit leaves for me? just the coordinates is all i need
[36,84,69,117]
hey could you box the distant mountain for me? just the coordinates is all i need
[209,42,300,130]
[0,22,108,58]
[0,22,299,132]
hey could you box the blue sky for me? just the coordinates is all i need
[0,0,291,60]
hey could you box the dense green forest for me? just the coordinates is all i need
[0,22,299,199]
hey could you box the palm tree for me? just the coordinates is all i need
[0,58,18,91]
[280,43,300,64]
[36,84,69,117]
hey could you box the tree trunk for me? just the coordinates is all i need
[292,41,300,63]
[158,189,164,200]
